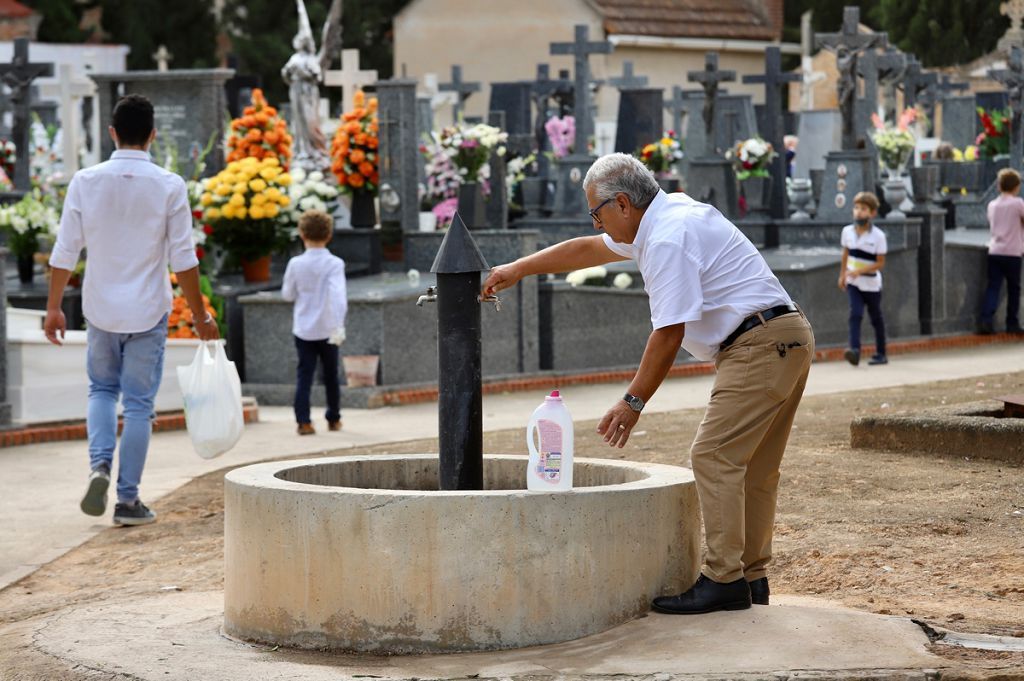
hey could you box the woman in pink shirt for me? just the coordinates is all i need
[980,168,1024,334]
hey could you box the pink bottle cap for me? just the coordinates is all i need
[550,390,560,398]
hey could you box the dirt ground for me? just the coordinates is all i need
[1,371,1023,677]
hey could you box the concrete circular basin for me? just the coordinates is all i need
[224,454,699,654]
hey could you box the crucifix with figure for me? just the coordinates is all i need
[743,46,800,218]
[324,49,378,113]
[550,24,612,158]
[0,38,53,192]
[439,65,480,124]
[815,6,888,150]
[687,52,735,156]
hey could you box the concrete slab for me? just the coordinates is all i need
[31,591,945,680]
[3,342,1024,590]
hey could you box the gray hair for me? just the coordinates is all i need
[583,153,660,208]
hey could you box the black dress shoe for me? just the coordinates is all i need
[749,577,769,605]
[652,574,751,615]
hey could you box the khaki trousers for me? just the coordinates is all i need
[690,312,814,584]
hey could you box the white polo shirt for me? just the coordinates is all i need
[50,150,199,333]
[840,224,887,293]
[602,190,792,360]
[281,248,348,342]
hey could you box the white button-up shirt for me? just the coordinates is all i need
[49,149,199,333]
[281,248,348,341]
[602,190,792,360]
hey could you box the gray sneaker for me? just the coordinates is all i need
[113,500,157,526]
[80,464,110,516]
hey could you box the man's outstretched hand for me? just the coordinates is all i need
[481,262,523,297]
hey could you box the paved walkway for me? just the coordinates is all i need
[3,342,1024,588]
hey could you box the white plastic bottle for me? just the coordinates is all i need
[526,390,574,491]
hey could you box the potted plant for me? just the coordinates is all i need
[0,189,59,285]
[330,89,379,228]
[638,130,684,192]
[727,136,777,216]
[199,156,293,282]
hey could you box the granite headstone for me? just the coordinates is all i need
[614,87,664,154]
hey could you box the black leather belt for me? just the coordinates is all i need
[719,303,800,351]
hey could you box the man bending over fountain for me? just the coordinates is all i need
[482,153,814,615]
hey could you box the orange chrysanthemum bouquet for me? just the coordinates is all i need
[227,89,294,167]
[330,90,379,195]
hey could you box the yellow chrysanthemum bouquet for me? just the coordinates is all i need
[199,156,293,264]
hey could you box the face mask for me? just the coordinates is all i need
[855,217,870,227]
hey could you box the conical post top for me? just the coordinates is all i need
[430,212,490,274]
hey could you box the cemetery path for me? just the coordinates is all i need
[0,362,1023,677]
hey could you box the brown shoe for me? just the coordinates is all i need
[297,423,315,436]
[327,420,342,432]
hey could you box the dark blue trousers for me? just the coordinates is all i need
[294,336,341,425]
[981,254,1022,329]
[848,285,886,356]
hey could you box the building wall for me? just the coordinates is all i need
[396,0,790,142]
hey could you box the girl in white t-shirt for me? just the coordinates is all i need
[838,191,888,366]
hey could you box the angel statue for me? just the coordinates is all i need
[281,0,343,172]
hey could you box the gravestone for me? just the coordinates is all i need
[439,65,480,123]
[488,81,532,154]
[39,64,94,175]
[0,39,53,192]
[375,78,420,237]
[91,69,233,179]
[614,87,664,155]
[549,24,611,217]
[684,52,739,218]
[324,48,378,112]
[793,110,841,179]
[530,63,573,191]
[941,95,977,149]
[687,52,736,155]
[815,6,888,150]
[743,46,800,219]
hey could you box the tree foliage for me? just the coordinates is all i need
[876,0,1006,67]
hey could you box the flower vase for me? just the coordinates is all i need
[350,192,376,229]
[16,253,33,285]
[740,176,772,218]
[457,182,487,229]
[787,179,814,220]
[656,174,681,193]
[910,165,939,207]
[240,255,272,283]
[882,179,908,220]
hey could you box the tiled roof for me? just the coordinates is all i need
[0,0,34,19]
[588,0,779,41]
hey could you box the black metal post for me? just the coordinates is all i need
[429,213,490,490]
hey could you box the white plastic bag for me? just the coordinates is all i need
[176,341,244,459]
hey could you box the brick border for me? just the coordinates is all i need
[368,332,1024,408]
[0,404,260,449]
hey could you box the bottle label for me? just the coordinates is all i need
[535,418,562,484]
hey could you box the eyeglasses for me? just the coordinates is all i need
[588,197,615,225]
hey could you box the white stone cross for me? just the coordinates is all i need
[324,48,378,111]
[152,45,172,72]
[38,64,95,175]
[421,73,458,126]
[1001,0,1024,52]
[800,55,827,110]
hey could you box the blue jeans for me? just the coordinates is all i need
[981,254,1022,328]
[294,337,341,425]
[86,315,167,503]
[848,285,886,356]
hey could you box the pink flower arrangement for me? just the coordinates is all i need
[545,115,575,158]
[431,196,458,228]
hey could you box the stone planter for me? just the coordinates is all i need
[520,177,545,215]
[224,454,699,653]
[882,179,909,220]
[787,178,813,220]
[910,165,939,206]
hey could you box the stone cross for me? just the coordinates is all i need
[550,24,612,158]
[989,45,1024,171]
[608,61,648,91]
[1000,0,1024,53]
[531,64,572,179]
[39,64,95,175]
[663,85,690,137]
[900,56,938,114]
[687,52,735,155]
[799,55,827,110]
[936,74,969,99]
[815,6,888,150]
[324,48,378,111]
[743,46,801,218]
[152,45,172,72]
[0,39,53,191]
[439,64,480,123]
[856,48,904,138]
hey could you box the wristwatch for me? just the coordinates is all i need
[622,393,645,412]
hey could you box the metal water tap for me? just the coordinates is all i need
[479,294,502,312]
[416,286,437,306]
